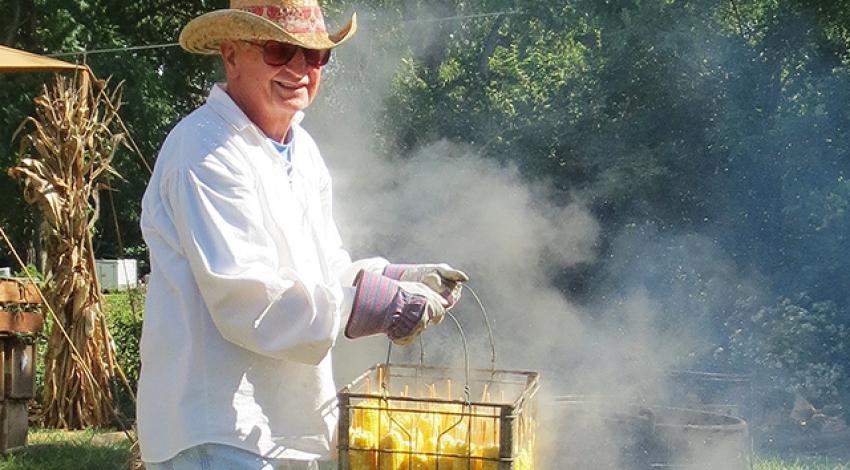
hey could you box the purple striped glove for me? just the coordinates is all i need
[383,263,469,310]
[345,270,450,346]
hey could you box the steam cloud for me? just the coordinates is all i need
[305,6,758,469]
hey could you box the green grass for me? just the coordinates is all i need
[0,431,846,470]
[755,457,850,470]
[0,428,132,470]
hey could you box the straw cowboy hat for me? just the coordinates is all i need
[180,0,357,54]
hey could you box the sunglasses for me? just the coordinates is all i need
[244,41,331,68]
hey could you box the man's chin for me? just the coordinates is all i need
[266,104,303,119]
[272,95,309,113]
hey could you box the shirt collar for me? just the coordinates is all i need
[207,83,306,134]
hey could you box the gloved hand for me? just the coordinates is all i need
[383,263,469,308]
[345,270,449,346]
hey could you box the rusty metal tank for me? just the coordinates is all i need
[540,396,752,470]
[666,370,752,418]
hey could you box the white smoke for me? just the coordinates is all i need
[304,6,759,468]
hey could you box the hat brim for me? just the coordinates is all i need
[179,10,357,55]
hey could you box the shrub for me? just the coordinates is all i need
[103,289,144,427]
[727,293,850,418]
[33,289,143,428]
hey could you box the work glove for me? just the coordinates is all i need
[383,263,469,309]
[345,270,449,346]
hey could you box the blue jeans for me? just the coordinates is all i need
[144,444,327,470]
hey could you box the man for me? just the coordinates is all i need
[137,1,468,468]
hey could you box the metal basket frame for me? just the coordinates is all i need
[337,287,539,469]
[337,363,539,470]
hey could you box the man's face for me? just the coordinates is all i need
[221,40,323,136]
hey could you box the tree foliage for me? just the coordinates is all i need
[0,0,222,267]
[368,0,850,409]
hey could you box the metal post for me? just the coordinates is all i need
[499,406,514,470]
[337,393,351,470]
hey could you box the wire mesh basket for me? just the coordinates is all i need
[336,288,540,470]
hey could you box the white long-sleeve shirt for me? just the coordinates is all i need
[138,84,387,463]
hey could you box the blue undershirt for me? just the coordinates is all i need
[269,134,293,177]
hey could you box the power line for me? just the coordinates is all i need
[399,10,519,24]
[48,42,180,58]
[46,10,521,57]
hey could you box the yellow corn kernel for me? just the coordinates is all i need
[349,428,378,470]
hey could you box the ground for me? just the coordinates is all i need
[0,429,845,469]
[0,428,131,470]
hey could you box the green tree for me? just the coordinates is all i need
[0,0,222,269]
[366,0,850,408]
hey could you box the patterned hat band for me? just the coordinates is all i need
[179,0,356,55]
[239,5,327,34]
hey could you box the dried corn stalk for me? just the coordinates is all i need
[8,73,125,429]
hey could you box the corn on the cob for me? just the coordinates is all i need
[350,428,379,468]
[347,395,534,470]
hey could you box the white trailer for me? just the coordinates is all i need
[95,259,138,291]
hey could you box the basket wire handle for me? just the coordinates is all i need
[381,315,472,470]
[419,335,426,367]
[383,343,393,393]
[435,311,472,470]
[381,287,495,470]
[465,283,497,372]
[381,282,497,397]
[446,311,471,402]
[382,311,472,401]
[407,283,498,373]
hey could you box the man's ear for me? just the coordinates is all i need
[219,41,238,73]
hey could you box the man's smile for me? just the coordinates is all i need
[274,79,307,90]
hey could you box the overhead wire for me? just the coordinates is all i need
[45,9,522,58]
[399,10,519,24]
[48,42,180,58]
[40,10,523,173]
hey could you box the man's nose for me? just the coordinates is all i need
[284,49,318,74]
